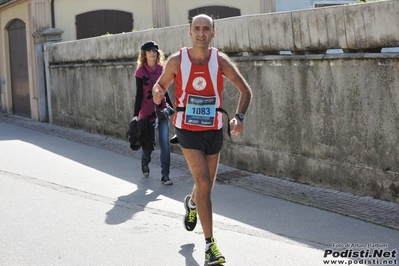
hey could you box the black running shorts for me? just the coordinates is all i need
[175,127,223,155]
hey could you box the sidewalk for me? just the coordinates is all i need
[1,113,398,231]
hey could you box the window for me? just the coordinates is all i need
[76,10,133,40]
[188,6,240,21]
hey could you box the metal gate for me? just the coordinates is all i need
[8,19,31,117]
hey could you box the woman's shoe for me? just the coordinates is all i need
[160,176,173,185]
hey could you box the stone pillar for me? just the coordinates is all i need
[32,28,63,122]
[152,0,169,28]
[260,0,276,13]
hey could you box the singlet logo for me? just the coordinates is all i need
[192,77,207,91]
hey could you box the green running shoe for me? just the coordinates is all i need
[205,237,226,265]
[183,195,197,231]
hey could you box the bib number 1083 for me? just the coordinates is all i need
[185,95,217,126]
[191,107,211,116]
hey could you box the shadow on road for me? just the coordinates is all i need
[105,181,161,225]
[178,244,200,266]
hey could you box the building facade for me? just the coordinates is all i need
[0,0,275,120]
[0,0,357,120]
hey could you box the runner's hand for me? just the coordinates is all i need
[229,118,243,136]
[153,83,165,105]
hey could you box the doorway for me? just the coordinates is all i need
[8,19,31,117]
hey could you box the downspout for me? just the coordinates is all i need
[51,0,55,28]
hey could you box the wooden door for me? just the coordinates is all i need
[8,19,31,117]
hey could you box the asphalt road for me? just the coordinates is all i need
[0,118,398,266]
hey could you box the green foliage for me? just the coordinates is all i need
[102,29,134,36]
[356,0,382,3]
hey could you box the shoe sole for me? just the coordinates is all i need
[161,179,173,185]
[206,257,226,265]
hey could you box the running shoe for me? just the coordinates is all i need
[205,237,226,265]
[183,195,197,231]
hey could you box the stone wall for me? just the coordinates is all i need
[46,1,399,202]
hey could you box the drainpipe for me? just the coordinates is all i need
[51,0,55,28]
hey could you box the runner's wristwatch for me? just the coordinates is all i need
[235,113,245,122]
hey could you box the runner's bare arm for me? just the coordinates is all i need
[218,52,252,136]
[218,52,252,115]
[153,52,180,105]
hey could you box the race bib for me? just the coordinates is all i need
[184,95,216,126]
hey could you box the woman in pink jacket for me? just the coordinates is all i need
[132,40,174,185]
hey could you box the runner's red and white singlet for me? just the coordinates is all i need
[173,47,224,131]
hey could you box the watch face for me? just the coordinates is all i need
[236,113,244,121]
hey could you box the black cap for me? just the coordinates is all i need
[141,40,159,51]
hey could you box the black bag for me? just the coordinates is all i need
[126,117,154,152]
[126,119,141,151]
